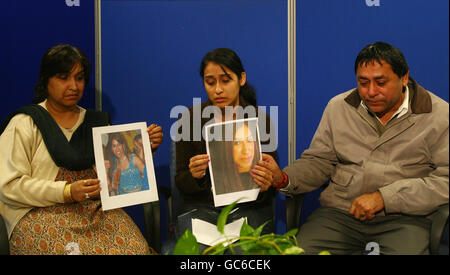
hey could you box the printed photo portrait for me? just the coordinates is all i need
[93,122,158,211]
[205,118,262,207]
[102,130,149,196]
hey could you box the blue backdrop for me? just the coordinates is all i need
[0,1,96,115]
[0,0,448,247]
[100,0,288,237]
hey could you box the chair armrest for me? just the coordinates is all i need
[430,204,449,255]
[0,214,9,255]
[142,201,161,253]
[285,193,306,232]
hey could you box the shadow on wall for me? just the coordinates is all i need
[99,91,116,120]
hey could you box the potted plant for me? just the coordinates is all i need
[171,200,330,255]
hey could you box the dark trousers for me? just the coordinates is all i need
[297,207,431,255]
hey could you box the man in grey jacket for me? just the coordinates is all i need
[254,42,449,254]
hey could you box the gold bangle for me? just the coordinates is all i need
[63,183,74,203]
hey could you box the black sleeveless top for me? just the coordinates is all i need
[0,104,110,171]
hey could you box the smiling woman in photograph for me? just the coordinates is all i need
[106,132,148,195]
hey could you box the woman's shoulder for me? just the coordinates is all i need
[0,104,46,134]
[1,113,37,136]
[8,112,35,124]
[130,153,144,164]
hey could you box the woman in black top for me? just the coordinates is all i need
[174,48,278,245]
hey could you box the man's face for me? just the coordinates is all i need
[356,59,409,120]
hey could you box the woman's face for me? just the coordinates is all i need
[232,124,255,173]
[46,61,85,108]
[134,137,143,151]
[111,138,125,159]
[203,62,246,109]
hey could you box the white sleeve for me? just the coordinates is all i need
[0,115,66,209]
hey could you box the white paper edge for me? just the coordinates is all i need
[92,122,159,211]
[205,118,262,207]
[192,217,247,247]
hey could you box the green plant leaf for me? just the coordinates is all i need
[318,251,331,255]
[172,229,200,255]
[240,220,254,237]
[207,244,227,255]
[242,242,272,255]
[284,246,305,255]
[254,221,270,237]
[239,222,256,252]
[283,228,298,237]
[271,236,294,247]
[217,199,241,234]
[276,242,294,253]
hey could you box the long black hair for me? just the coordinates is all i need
[33,44,91,104]
[200,48,257,107]
[208,120,260,195]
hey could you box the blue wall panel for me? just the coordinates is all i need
[0,1,96,120]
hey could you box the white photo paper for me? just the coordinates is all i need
[205,118,262,207]
[191,217,247,246]
[92,122,159,211]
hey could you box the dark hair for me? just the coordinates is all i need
[209,121,260,195]
[354,42,409,78]
[33,44,91,104]
[200,48,257,106]
[133,133,142,142]
[107,132,130,158]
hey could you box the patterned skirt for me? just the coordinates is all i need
[9,167,152,255]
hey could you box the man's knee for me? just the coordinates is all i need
[375,220,430,255]
[295,208,363,255]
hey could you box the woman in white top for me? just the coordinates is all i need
[0,44,162,254]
